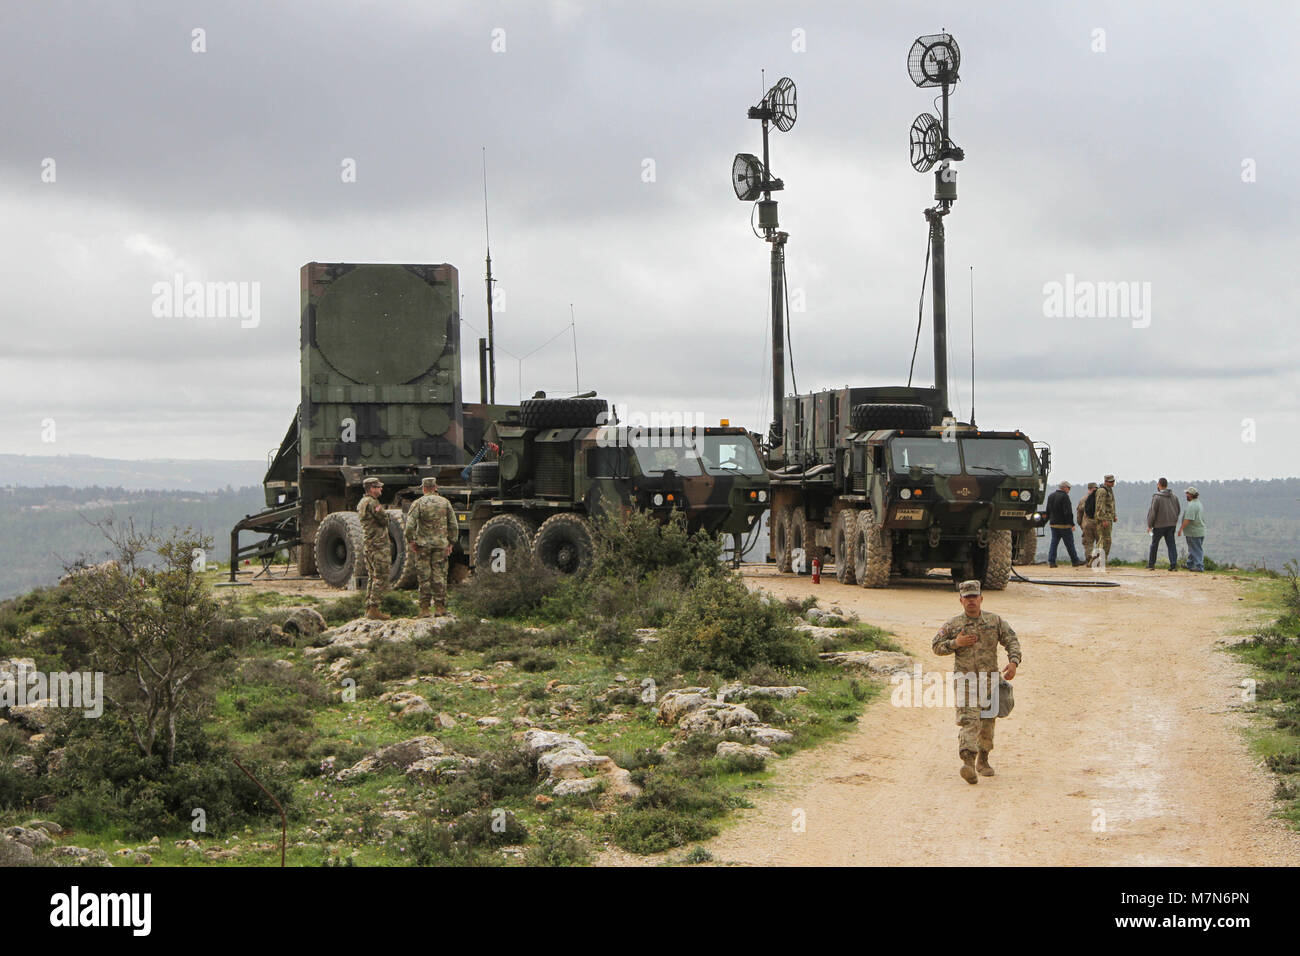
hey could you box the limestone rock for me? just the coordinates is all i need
[336,736,452,782]
[820,650,913,676]
[46,845,112,866]
[8,701,56,732]
[716,740,778,761]
[4,826,53,850]
[655,688,713,725]
[24,819,63,836]
[0,835,36,867]
[716,683,807,702]
[282,606,327,638]
[678,702,759,736]
[726,724,794,747]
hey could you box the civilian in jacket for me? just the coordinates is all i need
[1146,477,1181,570]
[1045,481,1083,567]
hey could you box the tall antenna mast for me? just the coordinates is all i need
[907,31,964,420]
[969,265,976,425]
[570,303,580,392]
[482,147,497,404]
[732,74,797,453]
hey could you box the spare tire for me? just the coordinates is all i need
[519,397,608,429]
[471,461,500,486]
[850,403,933,432]
[315,511,365,588]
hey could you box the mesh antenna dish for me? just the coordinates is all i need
[732,152,768,201]
[908,33,960,88]
[909,113,942,172]
[763,77,798,131]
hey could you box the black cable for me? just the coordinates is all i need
[1009,552,1121,588]
[908,221,932,386]
[782,255,797,396]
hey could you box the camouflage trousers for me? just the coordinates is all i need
[412,545,449,604]
[1096,521,1113,558]
[957,707,996,756]
[363,543,390,607]
[1080,517,1097,557]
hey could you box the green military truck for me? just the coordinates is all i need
[767,386,1047,590]
[229,261,768,589]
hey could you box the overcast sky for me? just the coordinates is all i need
[2,0,1296,483]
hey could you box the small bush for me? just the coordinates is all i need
[683,846,714,865]
[435,747,538,816]
[527,828,590,866]
[657,574,817,677]
[450,808,528,848]
[610,809,718,854]
[456,547,566,619]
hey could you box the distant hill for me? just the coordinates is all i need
[0,485,266,599]
[0,454,265,491]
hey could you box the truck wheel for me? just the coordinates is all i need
[533,513,594,575]
[471,461,500,486]
[850,403,933,432]
[786,510,809,574]
[833,509,858,584]
[854,509,892,588]
[771,504,792,573]
[981,530,1013,591]
[474,514,536,572]
[388,512,414,587]
[1015,529,1037,566]
[315,511,365,588]
[519,397,609,429]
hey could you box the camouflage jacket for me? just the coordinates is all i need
[1094,485,1116,522]
[356,495,389,549]
[404,493,457,548]
[932,611,1021,674]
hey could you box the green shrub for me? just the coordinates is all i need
[455,547,566,619]
[450,808,528,848]
[683,846,714,864]
[610,809,718,854]
[435,747,538,816]
[526,829,590,866]
[657,574,817,677]
[589,510,724,584]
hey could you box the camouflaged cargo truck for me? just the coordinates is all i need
[448,405,770,576]
[229,262,768,588]
[766,386,1049,590]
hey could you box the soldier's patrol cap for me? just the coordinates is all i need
[362,477,383,489]
[1104,474,1115,481]
[1087,482,1098,489]
[957,580,981,597]
[421,476,438,488]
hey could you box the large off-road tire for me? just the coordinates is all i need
[387,512,413,587]
[786,509,809,575]
[1015,529,1037,566]
[854,509,892,588]
[771,504,792,573]
[470,461,500,486]
[315,511,365,588]
[981,530,1013,591]
[473,514,536,572]
[533,513,594,575]
[519,397,608,429]
[849,402,933,432]
[833,509,858,584]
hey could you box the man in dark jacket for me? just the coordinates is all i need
[1146,477,1181,570]
[1045,481,1083,568]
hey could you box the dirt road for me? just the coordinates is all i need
[697,565,1300,866]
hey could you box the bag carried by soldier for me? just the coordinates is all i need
[996,677,1015,718]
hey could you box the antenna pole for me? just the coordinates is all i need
[570,303,580,393]
[927,209,950,417]
[482,148,497,404]
[969,265,976,425]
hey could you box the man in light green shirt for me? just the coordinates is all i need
[1179,486,1207,571]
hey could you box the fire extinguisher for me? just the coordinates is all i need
[811,555,821,584]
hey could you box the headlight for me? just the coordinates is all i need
[1019,491,1033,504]
[758,490,767,502]
[900,488,912,500]
[652,493,664,506]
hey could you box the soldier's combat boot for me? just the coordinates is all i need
[960,751,978,785]
[416,600,431,619]
[977,750,995,776]
[365,605,390,621]
[434,601,448,616]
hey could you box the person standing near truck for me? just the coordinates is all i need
[1094,475,1118,560]
[357,477,392,620]
[1077,482,1099,559]
[404,476,458,617]
[1045,480,1083,568]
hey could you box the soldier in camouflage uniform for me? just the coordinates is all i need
[357,477,392,620]
[1093,474,1118,560]
[1078,482,1099,560]
[932,579,1021,784]
[404,477,458,617]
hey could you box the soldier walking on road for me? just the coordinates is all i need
[1093,474,1118,561]
[1078,482,1099,559]
[404,476,458,617]
[357,477,392,620]
[932,580,1021,784]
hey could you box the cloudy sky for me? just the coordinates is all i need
[2,0,1296,483]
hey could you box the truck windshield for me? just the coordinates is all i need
[960,438,1036,476]
[699,435,764,476]
[632,443,703,476]
[890,437,962,475]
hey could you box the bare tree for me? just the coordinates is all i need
[61,518,221,766]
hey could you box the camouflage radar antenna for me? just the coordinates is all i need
[732,75,797,452]
[908,31,964,420]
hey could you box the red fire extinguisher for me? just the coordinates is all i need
[811,555,821,584]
